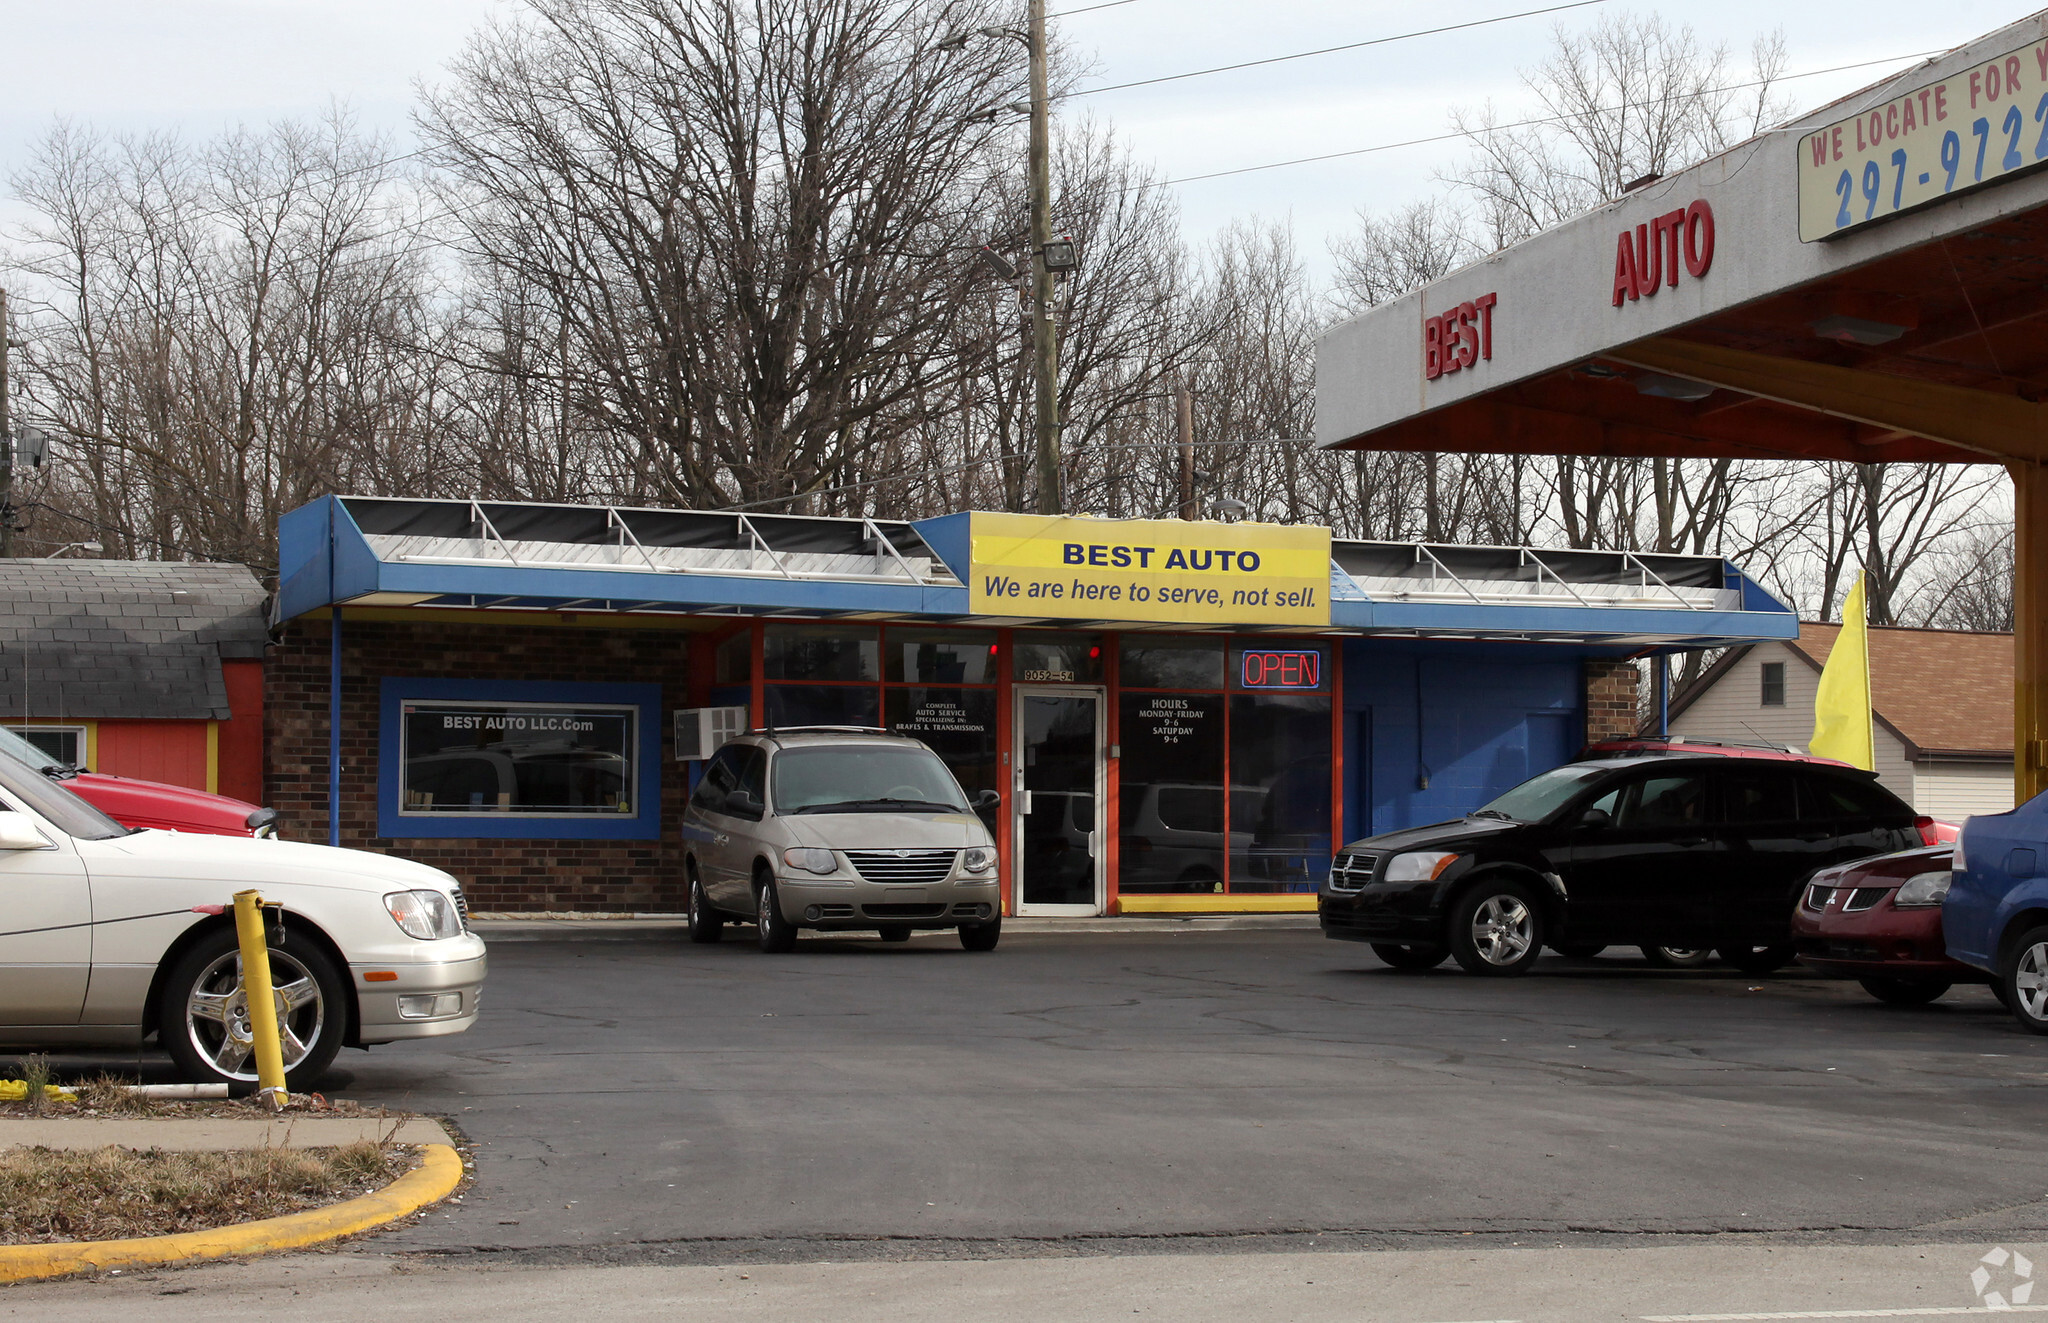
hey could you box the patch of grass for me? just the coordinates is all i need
[0,1141,416,1244]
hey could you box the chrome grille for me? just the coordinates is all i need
[451,886,470,931]
[1328,852,1379,892]
[1844,886,1890,912]
[1805,884,1835,912]
[845,849,957,885]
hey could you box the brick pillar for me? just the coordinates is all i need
[1582,658,1643,743]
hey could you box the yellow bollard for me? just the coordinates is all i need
[231,890,289,1112]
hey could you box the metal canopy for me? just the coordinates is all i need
[1312,11,2048,796]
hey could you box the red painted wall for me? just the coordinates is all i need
[218,660,265,805]
[96,721,208,789]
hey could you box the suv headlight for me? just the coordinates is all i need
[1894,870,1953,908]
[782,847,838,875]
[385,889,463,940]
[962,847,996,874]
[1384,851,1461,882]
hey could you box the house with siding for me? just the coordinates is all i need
[1666,623,2012,820]
[0,561,268,802]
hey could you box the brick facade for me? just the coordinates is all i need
[266,616,699,912]
[1581,657,1643,743]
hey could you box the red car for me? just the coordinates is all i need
[1789,844,1989,1005]
[0,726,276,837]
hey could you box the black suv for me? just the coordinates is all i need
[1319,755,1924,976]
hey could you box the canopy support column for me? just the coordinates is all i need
[2016,463,2048,803]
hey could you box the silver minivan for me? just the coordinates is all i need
[681,728,1003,952]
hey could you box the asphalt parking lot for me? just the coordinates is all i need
[273,924,2048,1264]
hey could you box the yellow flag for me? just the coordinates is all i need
[1810,573,1874,770]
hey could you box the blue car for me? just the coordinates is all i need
[1943,788,2048,1033]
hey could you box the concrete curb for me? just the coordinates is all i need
[0,1142,464,1283]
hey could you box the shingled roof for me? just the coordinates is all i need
[1670,623,2012,759]
[0,561,268,720]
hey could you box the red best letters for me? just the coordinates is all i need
[1422,292,1498,381]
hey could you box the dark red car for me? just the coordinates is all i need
[0,726,276,837]
[1789,845,1989,1005]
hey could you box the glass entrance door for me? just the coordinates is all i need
[1013,688,1105,916]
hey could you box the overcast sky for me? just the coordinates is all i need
[0,0,2031,276]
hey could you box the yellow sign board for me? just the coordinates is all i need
[1799,39,2048,241]
[967,512,1331,627]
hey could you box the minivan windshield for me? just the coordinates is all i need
[0,748,130,839]
[772,745,971,815]
[1472,765,1608,823]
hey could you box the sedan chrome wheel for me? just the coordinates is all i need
[2014,940,2048,1023]
[1470,895,1534,966]
[184,950,325,1082]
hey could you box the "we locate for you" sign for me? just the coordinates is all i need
[966,512,1331,628]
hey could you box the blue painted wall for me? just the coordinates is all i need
[1341,639,1589,843]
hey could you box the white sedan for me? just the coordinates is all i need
[0,754,485,1087]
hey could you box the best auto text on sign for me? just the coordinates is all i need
[967,512,1331,627]
[1799,39,2048,241]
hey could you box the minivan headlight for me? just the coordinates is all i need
[782,847,838,875]
[962,847,995,873]
[1894,870,1953,908]
[1384,851,1461,882]
[384,889,463,940]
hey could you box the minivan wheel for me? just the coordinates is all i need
[159,926,346,1090]
[959,919,1002,952]
[1716,942,1795,975]
[755,878,798,954]
[876,924,912,943]
[1448,881,1544,976]
[1858,976,1952,1006]
[686,872,724,945]
[1641,946,1713,968]
[1370,942,1448,971]
[2001,925,2048,1034]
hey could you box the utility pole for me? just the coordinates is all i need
[1027,0,1061,515]
[1176,381,1195,519]
[0,287,14,559]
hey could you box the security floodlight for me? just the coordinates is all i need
[936,29,972,49]
[1041,236,1078,272]
[977,245,1020,281]
[1210,496,1248,521]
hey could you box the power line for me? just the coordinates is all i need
[1069,0,1611,97]
[1141,47,1952,189]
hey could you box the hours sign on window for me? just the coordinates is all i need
[1798,40,2048,241]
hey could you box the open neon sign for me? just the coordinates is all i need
[1239,650,1322,689]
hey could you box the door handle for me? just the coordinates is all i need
[1017,791,1033,815]
[713,833,730,845]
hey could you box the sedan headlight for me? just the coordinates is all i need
[782,847,838,875]
[1894,870,1953,908]
[1384,851,1461,883]
[962,847,996,874]
[385,889,463,940]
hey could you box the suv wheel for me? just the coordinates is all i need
[755,876,798,954]
[1370,942,1448,971]
[1448,880,1544,976]
[2002,924,2048,1034]
[1642,946,1713,968]
[1717,942,1795,975]
[686,871,724,945]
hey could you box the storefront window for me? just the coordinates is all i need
[764,624,878,681]
[886,687,998,829]
[400,700,638,816]
[1013,632,1103,684]
[1118,692,1225,893]
[1227,693,1332,893]
[1229,644,1329,692]
[1120,636,1224,690]
[888,630,998,684]
[765,684,880,729]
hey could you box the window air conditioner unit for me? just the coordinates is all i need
[674,706,748,761]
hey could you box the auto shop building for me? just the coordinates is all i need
[269,495,1797,915]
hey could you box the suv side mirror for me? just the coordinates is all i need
[725,789,763,819]
[0,811,51,850]
[1578,807,1613,830]
[973,789,1001,811]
